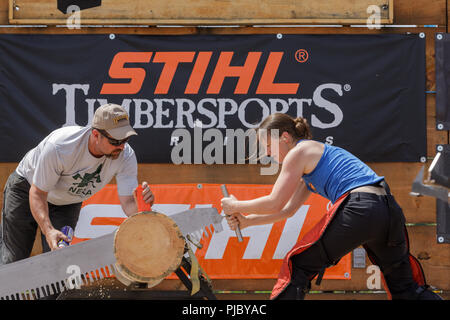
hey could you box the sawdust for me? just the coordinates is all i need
[81,278,129,299]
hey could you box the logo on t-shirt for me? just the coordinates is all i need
[68,164,103,197]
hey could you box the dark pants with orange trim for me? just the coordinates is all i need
[0,171,81,265]
[275,192,421,300]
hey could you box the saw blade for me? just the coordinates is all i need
[0,231,117,300]
[0,208,225,299]
[168,207,224,242]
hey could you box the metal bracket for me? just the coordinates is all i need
[410,146,449,202]
[352,248,366,269]
[410,146,450,244]
[410,165,449,202]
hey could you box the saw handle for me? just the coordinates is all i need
[134,184,152,212]
[220,184,243,242]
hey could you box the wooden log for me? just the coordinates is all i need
[113,212,186,286]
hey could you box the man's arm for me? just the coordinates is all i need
[29,184,68,250]
[119,181,154,217]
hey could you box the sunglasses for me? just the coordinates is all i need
[95,129,129,146]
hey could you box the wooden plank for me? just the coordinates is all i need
[8,0,394,25]
[52,284,450,299]
[427,95,448,156]
[394,0,446,25]
[57,276,450,299]
[0,0,7,24]
[0,0,445,27]
[216,291,450,299]
[2,0,446,26]
[137,164,277,185]
[448,0,450,29]
[216,292,389,300]
[368,162,436,224]
[424,28,438,92]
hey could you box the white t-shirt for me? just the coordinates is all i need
[16,126,138,205]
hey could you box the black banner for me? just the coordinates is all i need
[436,33,450,130]
[0,33,426,163]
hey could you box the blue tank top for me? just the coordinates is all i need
[301,142,384,203]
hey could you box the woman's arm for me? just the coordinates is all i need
[222,146,308,215]
[226,180,311,230]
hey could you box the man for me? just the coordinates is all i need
[0,103,154,264]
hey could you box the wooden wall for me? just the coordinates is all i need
[0,0,448,300]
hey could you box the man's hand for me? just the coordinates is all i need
[44,228,69,251]
[141,181,154,206]
[126,181,155,215]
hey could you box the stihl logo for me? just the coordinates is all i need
[100,51,299,95]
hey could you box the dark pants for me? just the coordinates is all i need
[0,171,81,265]
[275,191,438,300]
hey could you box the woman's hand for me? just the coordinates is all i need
[220,194,238,216]
[225,212,251,230]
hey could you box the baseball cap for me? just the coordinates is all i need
[92,104,137,140]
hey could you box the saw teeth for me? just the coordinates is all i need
[204,226,212,237]
[213,222,224,233]
[189,232,201,243]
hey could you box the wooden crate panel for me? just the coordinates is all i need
[394,0,446,25]
[1,0,446,26]
[8,0,393,25]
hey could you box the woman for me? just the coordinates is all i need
[221,113,441,300]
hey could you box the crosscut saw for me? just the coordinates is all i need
[0,189,225,300]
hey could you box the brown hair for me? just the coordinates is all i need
[258,113,312,141]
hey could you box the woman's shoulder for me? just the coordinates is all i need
[296,139,324,153]
[289,140,325,172]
